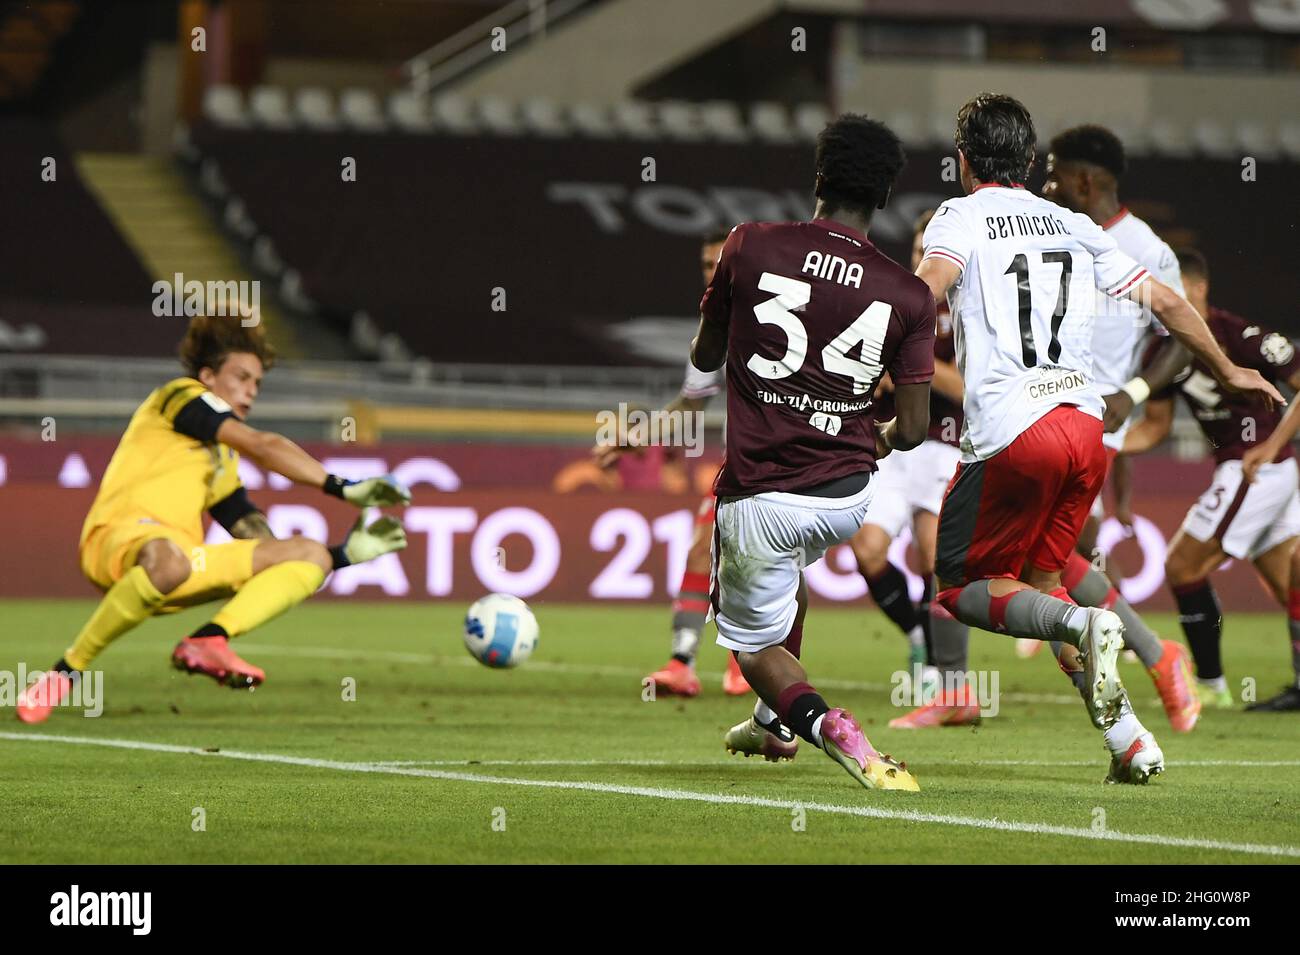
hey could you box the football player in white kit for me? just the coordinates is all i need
[915,94,1281,782]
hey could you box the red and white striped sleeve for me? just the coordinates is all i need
[920,200,971,276]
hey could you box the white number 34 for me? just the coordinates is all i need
[746,272,892,394]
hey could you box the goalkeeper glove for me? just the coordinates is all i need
[330,515,408,569]
[323,473,412,508]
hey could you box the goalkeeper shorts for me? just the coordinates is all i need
[80,520,258,611]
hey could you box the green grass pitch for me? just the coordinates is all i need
[1,599,1298,864]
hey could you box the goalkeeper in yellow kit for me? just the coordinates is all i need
[16,316,411,723]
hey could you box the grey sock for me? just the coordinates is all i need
[930,602,971,677]
[954,581,1078,642]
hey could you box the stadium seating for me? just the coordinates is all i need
[198,82,1300,161]
[0,118,166,357]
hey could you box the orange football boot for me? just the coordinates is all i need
[645,658,701,697]
[722,654,751,695]
[1148,639,1200,732]
[888,680,982,729]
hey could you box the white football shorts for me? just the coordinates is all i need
[713,478,874,652]
[1181,457,1300,560]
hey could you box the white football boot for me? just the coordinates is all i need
[1078,608,1126,729]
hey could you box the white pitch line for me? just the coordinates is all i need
[369,757,1300,768]
[251,644,1082,705]
[2,731,1297,860]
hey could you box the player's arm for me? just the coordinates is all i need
[1120,396,1174,455]
[1108,453,1135,529]
[690,318,727,373]
[1132,279,1284,407]
[1242,367,1300,482]
[931,358,963,403]
[207,486,275,540]
[877,382,930,455]
[877,291,938,455]
[1102,334,1189,432]
[915,257,960,310]
[214,419,410,508]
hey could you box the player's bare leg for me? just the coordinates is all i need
[1250,538,1300,712]
[646,518,711,698]
[18,537,184,723]
[1165,530,1236,708]
[730,577,917,790]
[725,577,804,761]
[171,537,330,689]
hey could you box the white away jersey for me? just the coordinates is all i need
[1089,209,1184,450]
[1090,209,1183,392]
[923,185,1148,462]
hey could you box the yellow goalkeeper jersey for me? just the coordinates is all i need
[81,377,244,547]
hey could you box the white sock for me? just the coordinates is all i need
[1198,675,1228,691]
[906,623,925,648]
[753,700,778,725]
[1103,694,1142,755]
[811,713,825,747]
[671,628,699,663]
[1063,606,1089,641]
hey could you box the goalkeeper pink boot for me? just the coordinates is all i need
[172,637,265,689]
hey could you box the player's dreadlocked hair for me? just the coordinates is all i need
[1050,124,1126,180]
[1174,247,1210,283]
[179,314,276,378]
[955,93,1037,187]
[814,114,906,218]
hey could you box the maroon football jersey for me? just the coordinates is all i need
[1154,307,1300,464]
[700,219,936,496]
[870,302,962,446]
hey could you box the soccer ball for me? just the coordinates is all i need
[463,594,539,668]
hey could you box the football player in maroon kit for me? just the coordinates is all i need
[915,94,1281,783]
[1124,248,1300,713]
[693,114,933,791]
[593,230,752,699]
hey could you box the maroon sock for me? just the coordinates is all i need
[776,680,828,745]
